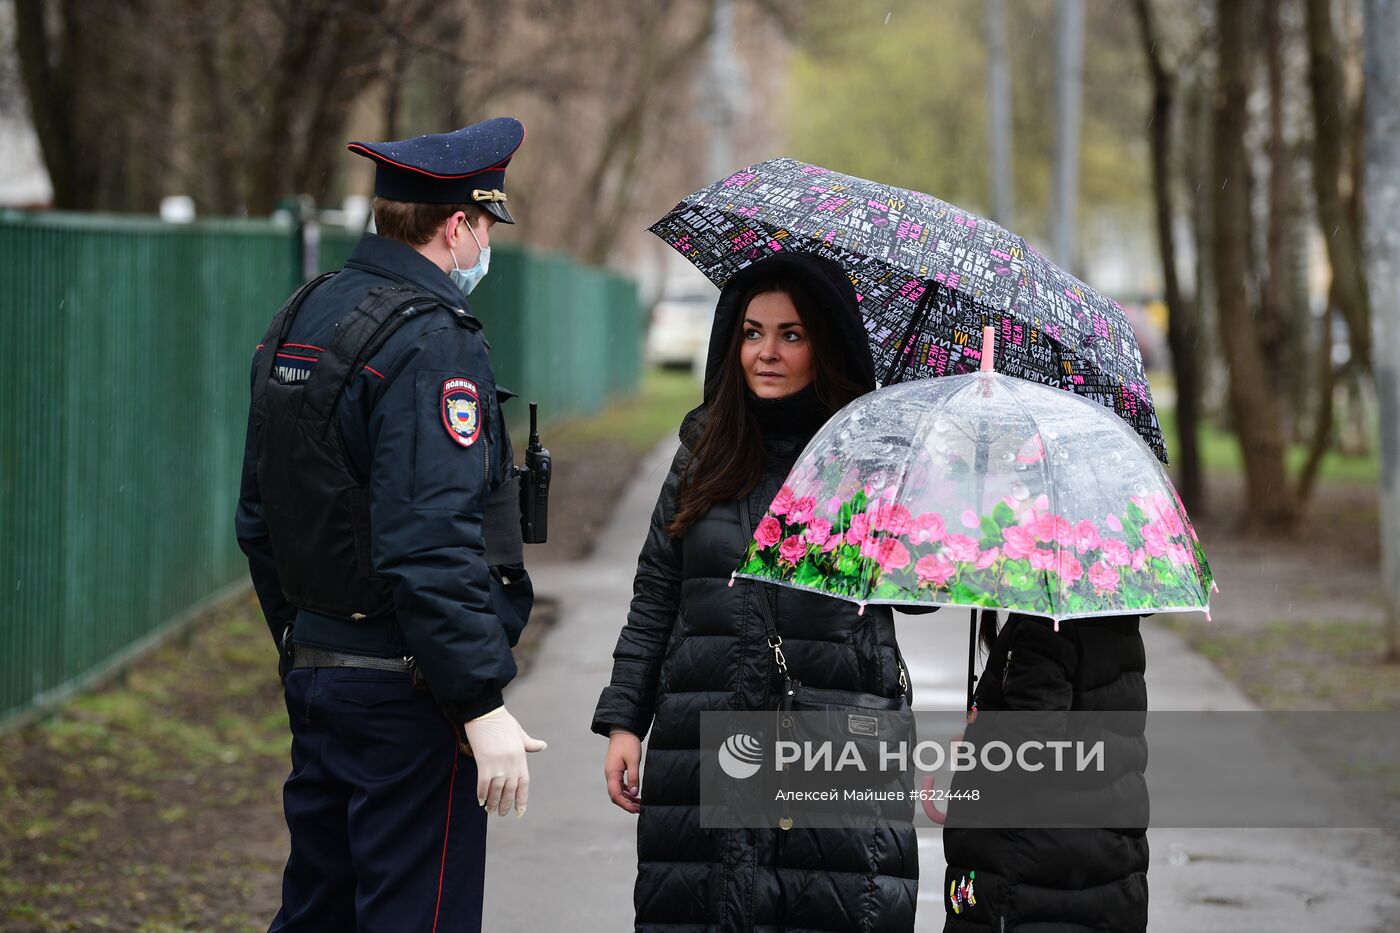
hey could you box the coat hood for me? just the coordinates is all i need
[681,252,875,443]
[700,251,875,394]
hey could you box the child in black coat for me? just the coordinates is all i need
[943,612,1149,933]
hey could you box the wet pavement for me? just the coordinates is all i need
[484,442,1400,932]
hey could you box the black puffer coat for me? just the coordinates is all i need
[943,614,1148,933]
[593,253,919,932]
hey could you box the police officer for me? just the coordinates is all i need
[235,117,545,933]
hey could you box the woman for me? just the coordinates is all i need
[592,252,919,932]
[943,612,1149,932]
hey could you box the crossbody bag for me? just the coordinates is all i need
[739,493,917,828]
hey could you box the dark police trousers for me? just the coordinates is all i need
[270,668,487,932]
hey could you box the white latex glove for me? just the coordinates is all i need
[463,706,547,817]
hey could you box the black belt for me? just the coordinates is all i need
[292,646,412,672]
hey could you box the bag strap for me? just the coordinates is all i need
[739,486,909,699]
[738,491,791,681]
[300,285,446,432]
[251,271,338,415]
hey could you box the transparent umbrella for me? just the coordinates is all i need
[734,332,1215,628]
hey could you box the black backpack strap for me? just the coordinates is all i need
[251,272,337,412]
[300,285,449,430]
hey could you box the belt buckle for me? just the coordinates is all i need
[407,656,429,691]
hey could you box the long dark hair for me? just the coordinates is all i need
[978,609,1000,656]
[666,277,868,537]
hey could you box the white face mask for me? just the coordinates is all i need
[449,220,490,296]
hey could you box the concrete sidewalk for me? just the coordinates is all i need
[484,443,1400,931]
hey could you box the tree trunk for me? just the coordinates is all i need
[13,0,75,206]
[1185,70,1219,421]
[1131,0,1204,512]
[245,1,328,214]
[1262,0,1295,400]
[1286,139,1316,444]
[1306,0,1372,372]
[1214,0,1296,533]
[1297,298,1340,506]
[15,0,177,211]
[382,44,410,143]
[189,10,242,214]
[1339,368,1372,455]
[292,14,380,204]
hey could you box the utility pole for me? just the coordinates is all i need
[1364,0,1400,662]
[1052,0,1085,275]
[986,0,1016,228]
[700,0,745,182]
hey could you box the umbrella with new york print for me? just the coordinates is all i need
[650,157,1167,462]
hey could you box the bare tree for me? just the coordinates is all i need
[1305,0,1371,371]
[1258,0,1325,460]
[1184,54,1223,429]
[8,0,790,264]
[571,0,719,263]
[13,0,456,213]
[1364,0,1400,662]
[1131,0,1206,512]
[223,0,459,214]
[1296,0,1373,503]
[1214,0,1296,532]
[447,0,753,262]
[15,0,174,210]
[1262,0,1295,393]
[0,1,28,119]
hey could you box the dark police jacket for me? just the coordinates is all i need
[235,233,527,721]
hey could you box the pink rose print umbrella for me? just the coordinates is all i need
[650,157,1168,463]
[733,331,1214,628]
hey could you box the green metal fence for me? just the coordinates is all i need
[469,246,645,432]
[0,211,641,728]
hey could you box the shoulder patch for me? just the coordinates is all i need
[441,377,482,447]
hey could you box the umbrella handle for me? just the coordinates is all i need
[966,610,980,711]
[881,289,935,385]
[980,325,995,372]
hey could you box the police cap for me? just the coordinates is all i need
[347,117,524,224]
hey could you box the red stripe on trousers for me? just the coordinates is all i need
[431,747,459,932]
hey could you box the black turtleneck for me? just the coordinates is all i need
[745,383,829,447]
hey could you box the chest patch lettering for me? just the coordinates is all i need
[274,344,323,384]
[441,377,482,447]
